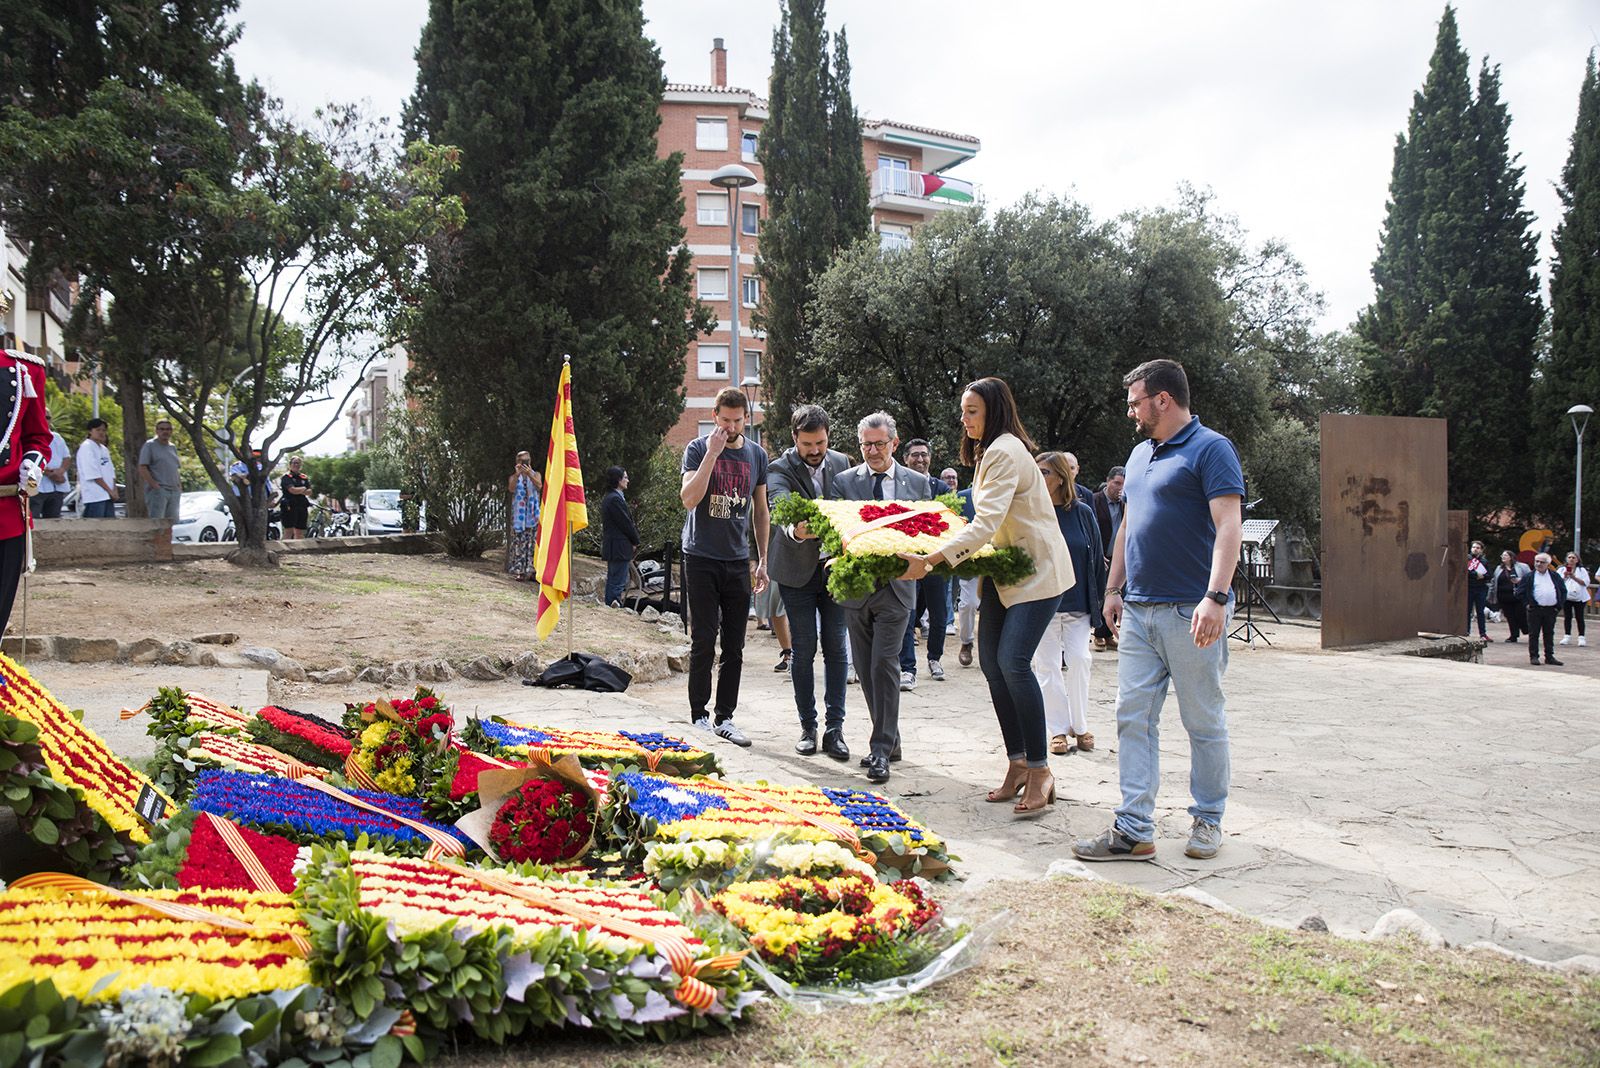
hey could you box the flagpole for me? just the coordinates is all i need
[564,354,575,661]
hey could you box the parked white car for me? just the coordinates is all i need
[360,489,405,536]
[171,491,280,542]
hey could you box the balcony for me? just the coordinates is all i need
[870,169,976,215]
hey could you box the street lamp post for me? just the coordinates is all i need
[708,163,758,395]
[740,374,761,445]
[1570,404,1593,555]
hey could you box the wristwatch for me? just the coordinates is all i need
[1206,590,1229,605]
[1107,585,1124,597]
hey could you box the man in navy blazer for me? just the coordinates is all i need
[768,405,854,759]
[831,412,926,784]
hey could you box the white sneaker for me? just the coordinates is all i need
[899,671,917,691]
[847,667,858,685]
[928,659,945,681]
[1560,635,1571,645]
[1581,636,1588,647]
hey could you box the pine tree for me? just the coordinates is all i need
[1356,6,1542,524]
[0,1,246,517]
[757,0,871,430]
[404,0,700,492]
[1536,51,1600,542]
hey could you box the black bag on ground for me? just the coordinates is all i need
[524,652,632,692]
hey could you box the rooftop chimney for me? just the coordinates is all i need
[711,38,727,86]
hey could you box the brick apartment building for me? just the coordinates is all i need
[660,38,979,450]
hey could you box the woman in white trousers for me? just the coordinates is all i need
[1031,452,1109,755]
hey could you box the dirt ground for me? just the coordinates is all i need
[454,878,1598,1067]
[22,550,680,669]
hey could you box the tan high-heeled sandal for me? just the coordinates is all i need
[985,759,1028,803]
[1013,766,1056,818]
[1073,731,1095,752]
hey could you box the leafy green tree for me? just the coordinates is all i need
[0,0,246,517]
[1356,7,1543,525]
[132,101,463,564]
[1535,51,1600,546]
[300,452,371,510]
[757,0,872,431]
[403,0,701,501]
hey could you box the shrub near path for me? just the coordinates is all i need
[445,879,1596,1067]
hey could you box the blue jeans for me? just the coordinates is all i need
[779,570,848,731]
[82,499,115,518]
[1466,585,1488,637]
[900,573,950,674]
[976,579,1059,767]
[1114,600,1232,843]
[604,558,630,606]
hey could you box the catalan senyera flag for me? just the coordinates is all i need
[533,360,588,640]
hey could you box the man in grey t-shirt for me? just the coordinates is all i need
[137,419,182,519]
[679,387,769,747]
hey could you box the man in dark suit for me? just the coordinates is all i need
[768,405,853,759]
[600,465,640,607]
[1091,465,1126,649]
[832,412,924,784]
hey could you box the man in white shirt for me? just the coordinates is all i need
[76,419,118,518]
[1519,553,1567,667]
[30,428,72,519]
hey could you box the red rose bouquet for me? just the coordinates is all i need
[487,777,594,865]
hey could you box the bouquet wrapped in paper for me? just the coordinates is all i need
[771,493,1033,601]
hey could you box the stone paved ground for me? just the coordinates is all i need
[47,611,1599,965]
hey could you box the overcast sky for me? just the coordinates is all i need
[230,0,1599,453]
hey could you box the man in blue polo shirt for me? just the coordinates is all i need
[1073,358,1244,864]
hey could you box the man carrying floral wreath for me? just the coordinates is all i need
[768,404,853,760]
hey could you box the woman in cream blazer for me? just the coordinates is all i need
[899,377,1072,816]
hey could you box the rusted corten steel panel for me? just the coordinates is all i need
[1320,415,1448,649]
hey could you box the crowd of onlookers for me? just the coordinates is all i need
[1471,540,1593,666]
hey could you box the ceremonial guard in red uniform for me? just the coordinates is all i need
[0,350,53,634]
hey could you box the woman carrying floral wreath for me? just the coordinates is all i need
[896,377,1073,817]
[506,450,541,581]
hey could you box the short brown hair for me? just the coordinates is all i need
[713,387,749,413]
[1123,359,1190,409]
[959,377,1036,467]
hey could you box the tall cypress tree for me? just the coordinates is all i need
[404,0,699,490]
[1536,51,1600,539]
[757,0,871,430]
[1356,6,1542,524]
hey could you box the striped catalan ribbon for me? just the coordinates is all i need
[8,871,307,956]
[433,861,744,1011]
[203,814,314,956]
[284,761,465,861]
[712,781,878,866]
[342,751,382,792]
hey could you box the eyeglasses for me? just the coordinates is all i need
[1126,393,1158,412]
[859,439,892,452]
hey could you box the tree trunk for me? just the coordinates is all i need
[226,486,278,568]
[114,362,147,517]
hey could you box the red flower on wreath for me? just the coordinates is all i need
[858,502,949,537]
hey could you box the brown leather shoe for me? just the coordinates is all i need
[1073,732,1095,752]
[958,643,973,667]
[985,759,1027,802]
[1050,733,1071,755]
